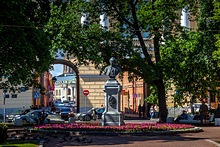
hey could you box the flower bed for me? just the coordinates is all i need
[33,122,196,134]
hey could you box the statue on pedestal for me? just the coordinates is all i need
[102,57,124,126]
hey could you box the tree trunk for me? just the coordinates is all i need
[154,79,167,123]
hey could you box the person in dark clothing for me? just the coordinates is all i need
[51,103,56,113]
[174,110,188,123]
[199,101,209,125]
[39,110,48,125]
[138,104,142,118]
[215,105,220,119]
[142,103,146,117]
[193,112,201,120]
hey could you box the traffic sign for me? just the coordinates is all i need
[83,90,89,96]
[34,92,40,99]
[133,93,137,98]
[20,87,26,92]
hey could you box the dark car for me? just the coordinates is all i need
[59,107,74,121]
[75,107,104,121]
[6,109,31,123]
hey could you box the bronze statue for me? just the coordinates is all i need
[104,57,121,79]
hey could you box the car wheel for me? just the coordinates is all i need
[79,116,84,121]
[85,115,91,121]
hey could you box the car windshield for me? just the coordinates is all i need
[57,104,65,107]
[43,111,54,115]
[96,108,104,113]
[10,110,24,115]
[63,100,69,103]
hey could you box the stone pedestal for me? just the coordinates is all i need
[102,79,125,126]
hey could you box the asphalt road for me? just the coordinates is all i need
[38,126,220,147]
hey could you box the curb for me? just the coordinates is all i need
[30,126,203,136]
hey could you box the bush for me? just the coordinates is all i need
[0,123,8,144]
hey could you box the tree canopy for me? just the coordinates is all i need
[0,0,53,92]
[46,0,220,121]
[212,1,220,64]
[161,0,220,108]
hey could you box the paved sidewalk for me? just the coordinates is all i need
[42,126,220,147]
[6,114,220,147]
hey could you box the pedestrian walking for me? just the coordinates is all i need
[154,105,159,118]
[150,105,155,119]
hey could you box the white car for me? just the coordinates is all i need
[187,103,203,113]
[14,110,64,126]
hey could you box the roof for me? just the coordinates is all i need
[55,75,76,84]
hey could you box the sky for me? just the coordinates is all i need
[49,50,64,76]
[50,64,63,77]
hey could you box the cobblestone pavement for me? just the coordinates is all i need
[41,126,220,147]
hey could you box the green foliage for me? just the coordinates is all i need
[1,140,38,147]
[161,0,220,105]
[46,0,220,122]
[0,0,54,92]
[0,123,8,144]
[145,85,158,105]
[45,0,133,71]
[212,1,220,66]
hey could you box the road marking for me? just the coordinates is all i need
[205,139,220,147]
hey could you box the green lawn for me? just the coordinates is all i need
[0,140,39,147]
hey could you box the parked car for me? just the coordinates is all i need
[59,107,74,121]
[67,101,74,107]
[55,103,66,113]
[6,109,31,123]
[63,100,69,106]
[75,107,104,121]
[13,110,64,125]
[187,103,214,113]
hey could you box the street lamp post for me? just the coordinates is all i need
[2,88,8,123]
[3,91,6,123]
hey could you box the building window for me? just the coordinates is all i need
[68,88,71,95]
[59,89,61,96]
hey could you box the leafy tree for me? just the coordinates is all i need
[45,0,207,122]
[212,1,220,64]
[161,0,220,112]
[145,85,158,105]
[0,0,53,92]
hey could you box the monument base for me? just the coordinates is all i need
[102,112,125,126]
